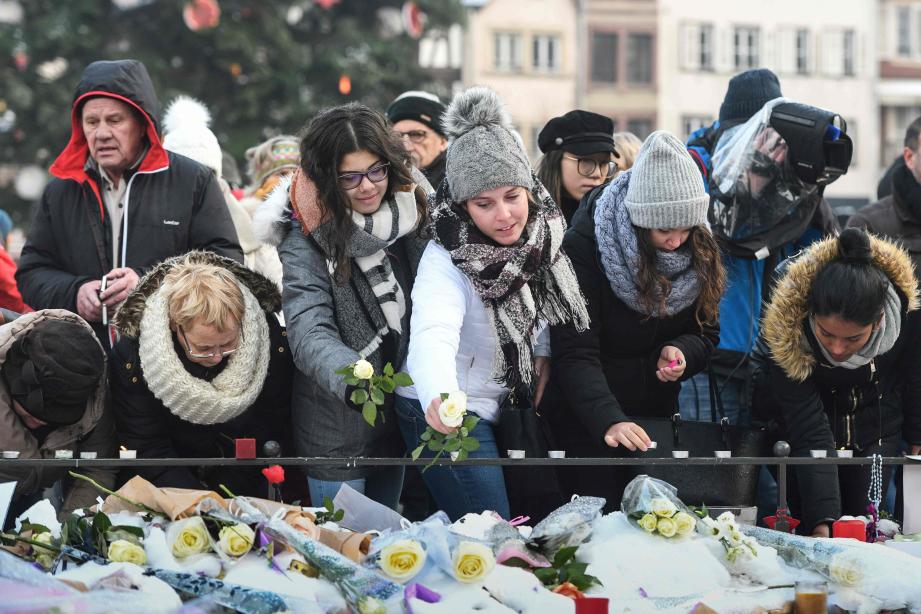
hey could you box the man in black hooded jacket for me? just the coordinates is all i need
[17,59,242,348]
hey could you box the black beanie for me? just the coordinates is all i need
[719,68,783,124]
[386,91,447,137]
[2,319,104,427]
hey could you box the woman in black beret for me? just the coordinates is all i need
[536,110,619,224]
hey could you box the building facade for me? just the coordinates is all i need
[878,0,921,178]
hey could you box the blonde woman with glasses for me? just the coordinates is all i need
[108,251,293,495]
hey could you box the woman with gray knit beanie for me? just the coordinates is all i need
[543,130,725,507]
[396,87,590,520]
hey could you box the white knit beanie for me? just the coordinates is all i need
[624,130,709,229]
[161,96,222,176]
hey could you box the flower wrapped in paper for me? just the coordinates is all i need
[621,475,696,539]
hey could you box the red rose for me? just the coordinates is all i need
[262,465,285,485]
[553,582,585,600]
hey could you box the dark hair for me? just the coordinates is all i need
[298,102,428,282]
[905,115,921,150]
[809,228,889,326]
[536,150,565,205]
[634,226,725,327]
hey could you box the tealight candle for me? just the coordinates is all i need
[507,449,526,459]
[714,450,732,458]
[672,451,689,459]
[810,449,828,458]
[54,450,73,459]
[79,451,97,459]
[548,450,566,458]
[119,446,137,459]
[836,449,854,458]
[647,441,658,450]
[2,450,20,459]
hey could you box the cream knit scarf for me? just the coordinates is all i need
[138,283,270,425]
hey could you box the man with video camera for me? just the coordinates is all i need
[681,69,846,427]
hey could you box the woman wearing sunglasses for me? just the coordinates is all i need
[536,110,619,225]
[255,102,429,510]
[108,251,293,495]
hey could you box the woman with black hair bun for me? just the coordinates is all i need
[752,227,921,536]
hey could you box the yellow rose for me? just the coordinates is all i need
[219,524,255,558]
[353,359,374,380]
[35,553,55,570]
[438,391,467,428]
[379,539,427,582]
[168,517,212,559]
[638,513,658,533]
[453,541,495,583]
[656,516,677,538]
[829,554,863,586]
[650,497,678,518]
[31,531,55,555]
[108,539,148,565]
[673,512,697,536]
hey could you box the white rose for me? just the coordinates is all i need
[650,497,678,518]
[438,390,467,428]
[829,553,864,587]
[167,517,213,559]
[673,512,697,536]
[219,524,255,557]
[353,359,374,380]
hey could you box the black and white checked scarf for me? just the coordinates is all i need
[347,189,419,335]
[430,173,590,388]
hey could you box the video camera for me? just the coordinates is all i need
[768,102,853,186]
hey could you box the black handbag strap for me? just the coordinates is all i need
[707,362,731,447]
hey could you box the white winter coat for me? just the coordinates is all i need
[400,242,549,423]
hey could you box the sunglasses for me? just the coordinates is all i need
[564,154,617,178]
[394,129,430,144]
[337,162,390,191]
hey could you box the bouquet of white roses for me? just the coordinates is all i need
[621,475,697,539]
[695,509,758,563]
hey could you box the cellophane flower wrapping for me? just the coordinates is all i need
[620,475,697,538]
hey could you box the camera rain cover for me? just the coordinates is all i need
[709,97,822,259]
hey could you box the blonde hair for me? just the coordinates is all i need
[161,259,245,332]
[613,131,643,171]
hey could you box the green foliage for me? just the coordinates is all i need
[0,0,466,225]
[411,414,480,470]
[339,359,413,427]
[314,496,345,525]
[530,545,603,592]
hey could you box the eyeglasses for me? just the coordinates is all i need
[179,326,240,359]
[564,154,617,178]
[336,162,390,190]
[394,129,430,144]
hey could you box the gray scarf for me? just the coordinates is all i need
[594,170,701,317]
[810,282,902,369]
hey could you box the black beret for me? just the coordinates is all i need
[2,319,104,427]
[538,110,617,157]
[386,91,447,137]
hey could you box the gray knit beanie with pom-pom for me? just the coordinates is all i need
[443,86,533,203]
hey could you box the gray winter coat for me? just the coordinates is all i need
[258,181,427,480]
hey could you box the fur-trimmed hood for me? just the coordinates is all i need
[763,234,920,382]
[114,251,281,338]
[252,174,295,248]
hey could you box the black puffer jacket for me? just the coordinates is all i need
[108,252,292,495]
[752,235,921,531]
[17,60,242,346]
[545,189,720,451]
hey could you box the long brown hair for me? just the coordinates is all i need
[536,149,565,205]
[634,226,725,327]
[298,103,429,282]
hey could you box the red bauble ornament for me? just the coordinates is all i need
[183,0,221,31]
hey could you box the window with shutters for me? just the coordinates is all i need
[682,115,714,140]
[627,118,653,139]
[699,24,714,71]
[494,32,522,72]
[796,29,810,75]
[733,27,760,70]
[627,33,653,83]
[532,35,560,73]
[843,30,856,76]
[898,6,911,57]
[591,31,618,83]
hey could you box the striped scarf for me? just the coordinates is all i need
[430,172,590,388]
[348,191,419,334]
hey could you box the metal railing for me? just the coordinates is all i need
[2,455,916,513]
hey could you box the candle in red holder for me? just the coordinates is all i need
[235,438,256,459]
[575,597,609,614]
[833,519,866,541]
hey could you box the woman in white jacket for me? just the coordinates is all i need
[396,87,589,520]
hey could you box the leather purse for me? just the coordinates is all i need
[619,367,771,507]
